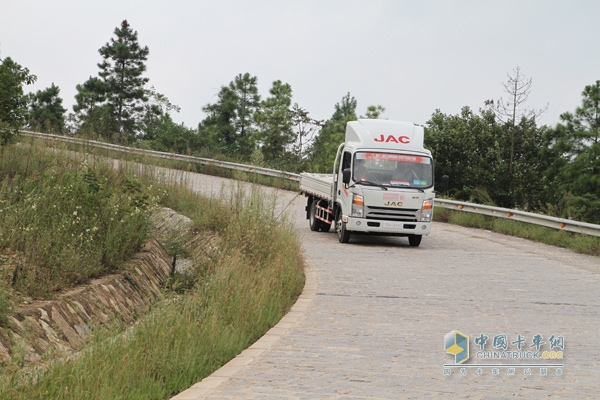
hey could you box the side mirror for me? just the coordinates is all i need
[342,168,351,184]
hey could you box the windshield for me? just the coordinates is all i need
[353,152,433,188]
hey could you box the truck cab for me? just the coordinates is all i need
[332,119,436,246]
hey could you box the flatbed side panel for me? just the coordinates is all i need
[299,173,334,202]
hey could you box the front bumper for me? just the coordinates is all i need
[345,216,431,236]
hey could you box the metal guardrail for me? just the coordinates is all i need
[434,199,600,238]
[21,131,600,238]
[20,131,301,182]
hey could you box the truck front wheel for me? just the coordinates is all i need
[408,235,422,247]
[336,212,350,243]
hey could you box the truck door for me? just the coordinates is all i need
[337,151,352,207]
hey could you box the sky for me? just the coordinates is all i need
[1,0,599,129]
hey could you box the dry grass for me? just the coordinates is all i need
[0,155,306,399]
[434,207,600,257]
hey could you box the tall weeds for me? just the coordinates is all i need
[434,207,600,257]
[0,144,154,297]
[0,173,305,399]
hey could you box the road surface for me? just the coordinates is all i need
[166,169,599,400]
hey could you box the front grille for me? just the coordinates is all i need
[365,206,419,222]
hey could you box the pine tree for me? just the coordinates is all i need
[27,83,67,133]
[547,81,600,223]
[73,20,150,143]
[307,93,357,172]
[199,73,261,157]
[98,19,150,143]
[254,80,294,163]
[229,73,260,156]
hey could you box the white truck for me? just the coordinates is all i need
[300,119,447,246]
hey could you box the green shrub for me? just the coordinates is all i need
[434,207,600,257]
[0,286,10,327]
[0,182,305,400]
[0,144,154,297]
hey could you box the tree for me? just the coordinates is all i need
[307,93,357,172]
[426,106,550,209]
[486,67,548,176]
[138,86,181,142]
[26,83,67,133]
[229,73,260,156]
[200,85,238,155]
[254,80,295,164]
[73,20,150,143]
[331,92,357,121]
[545,81,600,223]
[362,105,386,119]
[72,76,115,140]
[146,115,199,155]
[562,143,600,223]
[73,76,107,115]
[98,20,150,143]
[290,103,323,169]
[425,107,503,203]
[0,57,37,145]
[199,73,260,157]
[557,80,600,151]
[501,117,550,209]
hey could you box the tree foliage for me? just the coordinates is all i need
[254,80,294,163]
[200,85,238,155]
[362,104,386,119]
[485,67,549,199]
[229,73,260,157]
[26,83,67,133]
[290,103,323,169]
[199,73,260,157]
[0,57,37,145]
[426,107,502,203]
[73,20,151,143]
[426,106,551,209]
[543,81,600,223]
[138,86,181,142]
[98,19,149,142]
[308,93,357,172]
[146,115,199,155]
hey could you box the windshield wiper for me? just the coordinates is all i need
[353,180,388,190]
[389,184,425,192]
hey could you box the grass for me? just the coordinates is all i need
[0,144,156,301]
[0,143,306,399]
[23,134,300,192]
[434,207,600,257]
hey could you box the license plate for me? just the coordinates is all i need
[382,221,403,229]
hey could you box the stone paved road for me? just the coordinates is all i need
[169,170,599,400]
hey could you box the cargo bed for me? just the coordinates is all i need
[299,173,334,201]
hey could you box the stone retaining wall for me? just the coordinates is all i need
[0,238,172,364]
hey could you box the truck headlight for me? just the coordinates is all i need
[351,194,364,217]
[420,199,433,222]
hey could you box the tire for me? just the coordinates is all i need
[408,235,422,247]
[319,222,331,232]
[309,199,323,232]
[336,211,350,243]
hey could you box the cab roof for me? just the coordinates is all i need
[345,119,428,154]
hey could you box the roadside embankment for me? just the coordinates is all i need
[0,207,192,365]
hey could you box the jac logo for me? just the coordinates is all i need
[374,134,410,144]
[384,201,403,207]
